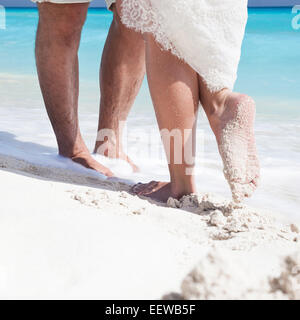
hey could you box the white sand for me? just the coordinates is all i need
[0,154,299,300]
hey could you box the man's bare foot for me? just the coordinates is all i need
[70,151,114,177]
[209,93,260,202]
[95,142,139,173]
[131,181,195,203]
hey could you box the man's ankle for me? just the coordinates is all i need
[59,144,90,159]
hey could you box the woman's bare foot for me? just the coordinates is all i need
[95,141,139,173]
[71,151,114,177]
[131,181,171,202]
[208,92,260,202]
[131,180,196,203]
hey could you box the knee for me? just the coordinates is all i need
[55,23,83,48]
[37,4,87,47]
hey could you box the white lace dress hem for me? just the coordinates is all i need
[121,0,248,92]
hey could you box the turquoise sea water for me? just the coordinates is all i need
[1,8,299,114]
[0,8,300,219]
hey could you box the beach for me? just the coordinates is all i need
[0,154,299,299]
[1,8,300,219]
[0,7,300,299]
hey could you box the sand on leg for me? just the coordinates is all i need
[198,76,260,202]
[94,4,146,172]
[35,3,113,176]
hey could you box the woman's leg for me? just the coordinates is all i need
[198,76,260,202]
[133,35,200,202]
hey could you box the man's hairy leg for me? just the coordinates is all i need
[95,5,146,172]
[36,3,113,176]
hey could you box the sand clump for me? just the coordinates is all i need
[167,193,299,249]
[181,250,300,300]
[70,189,149,216]
[181,250,267,300]
[166,193,300,300]
[71,190,300,250]
[270,251,300,300]
[69,189,300,300]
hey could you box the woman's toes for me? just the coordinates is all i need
[141,181,159,193]
[131,181,159,195]
[138,181,166,195]
[130,181,175,203]
[131,183,143,194]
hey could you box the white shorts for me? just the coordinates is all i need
[31,0,115,10]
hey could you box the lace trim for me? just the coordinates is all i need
[121,0,248,92]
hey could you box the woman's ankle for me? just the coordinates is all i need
[170,177,197,199]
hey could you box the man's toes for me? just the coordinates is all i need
[72,154,114,177]
[103,168,114,177]
[132,164,140,173]
[90,163,114,177]
[126,157,140,173]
